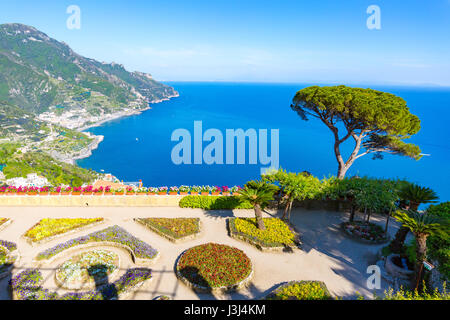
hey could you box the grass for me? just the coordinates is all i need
[23,218,103,243]
[229,218,297,248]
[135,218,200,241]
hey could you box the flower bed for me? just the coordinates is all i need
[0,218,10,231]
[341,221,389,244]
[135,218,201,242]
[175,243,252,292]
[23,218,104,244]
[0,240,18,277]
[36,225,159,263]
[228,218,300,251]
[264,281,333,300]
[55,249,119,290]
[10,268,152,300]
[179,196,252,209]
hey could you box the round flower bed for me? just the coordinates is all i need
[341,221,389,244]
[175,243,252,293]
[0,240,18,279]
[55,249,120,290]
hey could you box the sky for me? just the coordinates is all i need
[1,0,450,86]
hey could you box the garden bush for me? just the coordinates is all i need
[179,196,252,210]
[427,202,450,279]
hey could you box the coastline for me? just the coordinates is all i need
[71,92,180,164]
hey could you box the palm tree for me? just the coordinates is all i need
[238,180,278,230]
[389,183,438,253]
[393,210,448,289]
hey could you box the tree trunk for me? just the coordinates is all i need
[282,198,289,220]
[389,226,409,253]
[349,205,356,222]
[385,209,392,234]
[414,234,428,291]
[254,204,266,230]
[287,200,293,222]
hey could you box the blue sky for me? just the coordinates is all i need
[1,0,450,85]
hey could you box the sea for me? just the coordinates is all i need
[77,82,450,203]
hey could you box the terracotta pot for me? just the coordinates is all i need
[147,192,156,196]
[0,193,5,196]
[169,192,178,195]
[27,192,38,196]
[200,192,209,196]
[179,192,188,195]
[17,192,26,196]
[50,192,60,196]
[94,192,104,196]
[211,192,221,196]
[158,192,167,195]
[60,192,70,196]
[104,192,113,196]
[82,192,93,196]
[72,192,81,196]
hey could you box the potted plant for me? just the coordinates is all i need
[200,185,211,196]
[93,187,104,196]
[136,187,148,195]
[114,188,124,196]
[104,186,113,196]
[125,187,135,195]
[82,186,93,196]
[190,186,201,195]
[147,187,158,195]
[6,186,17,195]
[169,186,179,195]
[211,186,221,196]
[221,186,230,196]
[38,187,49,196]
[72,187,82,195]
[158,187,168,195]
[179,185,190,195]
[230,186,241,196]
[61,186,72,196]
[17,187,27,196]
[27,187,39,196]
[0,186,6,196]
[50,187,61,196]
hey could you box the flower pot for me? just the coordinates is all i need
[0,193,5,196]
[94,193,104,196]
[50,192,60,196]
[61,192,70,196]
[147,192,156,196]
[169,192,178,195]
[82,192,93,196]
[179,192,188,195]
[104,192,113,196]
[211,192,221,196]
[17,192,26,196]
[27,192,38,196]
[126,192,135,196]
[200,192,209,196]
[72,192,81,196]
[158,192,167,195]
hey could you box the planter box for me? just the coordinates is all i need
[147,193,156,196]
[385,254,414,280]
[169,192,178,195]
[60,192,71,196]
[82,193,93,196]
[211,192,221,196]
[104,192,113,196]
[179,192,189,195]
[200,192,209,196]
[71,192,81,196]
[158,192,167,195]
[27,193,38,196]
[94,193,104,196]
[50,192,60,196]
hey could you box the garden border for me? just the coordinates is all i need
[134,218,203,243]
[174,245,254,294]
[261,280,333,300]
[339,222,390,245]
[22,219,106,246]
[227,218,302,252]
[0,219,12,233]
[0,245,20,280]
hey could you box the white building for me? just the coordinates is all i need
[6,173,51,188]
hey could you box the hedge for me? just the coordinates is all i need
[179,196,253,210]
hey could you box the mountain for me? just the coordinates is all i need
[0,23,178,115]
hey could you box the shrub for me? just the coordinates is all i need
[427,202,450,279]
[265,281,332,300]
[179,196,252,210]
[380,285,449,300]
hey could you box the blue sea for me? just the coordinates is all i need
[77,82,450,203]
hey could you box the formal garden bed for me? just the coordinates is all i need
[175,243,253,293]
[10,268,152,300]
[228,218,300,252]
[341,221,390,244]
[179,196,252,209]
[35,225,159,266]
[0,240,18,279]
[264,281,333,300]
[23,218,104,245]
[134,218,201,243]
[0,218,11,232]
[55,249,120,290]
